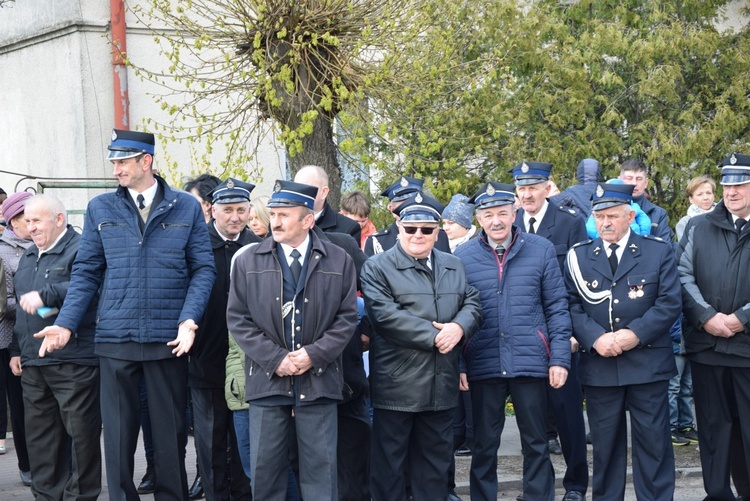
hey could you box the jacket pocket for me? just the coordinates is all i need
[390,351,418,379]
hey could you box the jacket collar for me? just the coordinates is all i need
[115,175,175,206]
[254,228,329,259]
[706,200,737,230]
[207,220,259,249]
[28,225,76,258]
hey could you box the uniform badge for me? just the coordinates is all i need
[111,130,118,141]
[227,179,235,189]
[636,285,644,297]
[415,193,423,203]
[274,181,282,193]
[628,288,638,300]
[486,184,496,196]
[521,162,530,173]
[400,177,409,187]
[595,185,604,198]
[591,280,598,288]
[731,153,738,165]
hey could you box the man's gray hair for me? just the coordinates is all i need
[26,194,67,225]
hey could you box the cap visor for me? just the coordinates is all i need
[107,149,144,160]
[720,175,750,186]
[592,200,629,211]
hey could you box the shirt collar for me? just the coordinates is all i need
[213,221,241,242]
[128,179,158,209]
[38,227,68,257]
[280,234,311,266]
[524,200,549,229]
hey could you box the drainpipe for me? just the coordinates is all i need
[111,0,130,129]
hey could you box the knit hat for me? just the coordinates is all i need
[2,192,33,223]
[442,194,474,229]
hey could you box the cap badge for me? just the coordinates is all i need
[521,162,530,173]
[486,185,496,196]
[595,185,604,197]
[731,153,737,165]
[415,193,423,203]
[274,181,282,193]
[400,177,409,187]
[111,130,118,141]
[227,179,235,189]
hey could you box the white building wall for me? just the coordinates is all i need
[0,0,284,222]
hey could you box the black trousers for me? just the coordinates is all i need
[0,348,29,471]
[585,381,674,501]
[22,364,101,501]
[100,356,189,501]
[692,361,750,501]
[337,395,371,501]
[370,407,453,501]
[470,377,553,501]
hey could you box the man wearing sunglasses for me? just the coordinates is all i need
[361,192,482,501]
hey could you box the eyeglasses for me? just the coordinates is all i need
[402,226,437,235]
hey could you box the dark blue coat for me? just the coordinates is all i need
[55,177,216,345]
[455,227,572,381]
[564,232,681,386]
[515,202,588,271]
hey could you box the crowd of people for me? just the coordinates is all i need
[0,127,748,501]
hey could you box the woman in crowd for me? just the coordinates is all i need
[675,174,716,241]
[248,196,270,238]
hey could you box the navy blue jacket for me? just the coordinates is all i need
[564,232,681,386]
[55,177,216,345]
[515,201,588,271]
[632,194,672,242]
[455,226,572,381]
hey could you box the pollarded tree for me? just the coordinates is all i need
[128,0,420,208]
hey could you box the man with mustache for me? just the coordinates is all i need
[564,182,681,501]
[455,182,572,501]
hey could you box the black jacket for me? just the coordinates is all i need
[678,201,750,366]
[11,226,98,367]
[361,243,482,412]
[189,222,260,388]
[317,202,361,246]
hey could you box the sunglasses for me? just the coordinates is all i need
[402,226,437,235]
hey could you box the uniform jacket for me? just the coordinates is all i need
[455,227,572,381]
[55,177,216,344]
[317,202,361,246]
[364,221,451,256]
[227,231,358,403]
[11,226,97,367]
[189,223,260,388]
[677,201,750,366]
[361,243,482,412]
[564,232,681,386]
[515,201,588,270]
[0,229,31,349]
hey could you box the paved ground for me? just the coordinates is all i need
[0,416,715,499]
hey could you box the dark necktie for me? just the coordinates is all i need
[290,249,302,284]
[608,243,619,274]
[417,257,429,269]
[137,194,146,210]
[737,218,747,233]
[528,217,537,234]
[496,245,505,261]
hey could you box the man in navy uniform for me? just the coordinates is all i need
[364,176,450,256]
[227,179,358,500]
[564,182,681,501]
[677,153,750,501]
[511,161,589,501]
[456,182,572,501]
[189,178,260,500]
[36,128,216,499]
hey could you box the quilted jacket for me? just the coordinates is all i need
[55,177,216,344]
[455,226,572,381]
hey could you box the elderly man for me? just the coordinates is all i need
[294,165,361,243]
[189,178,259,501]
[36,129,216,499]
[454,182,571,501]
[361,192,482,501]
[512,161,589,501]
[9,194,100,500]
[364,175,451,256]
[677,153,750,501]
[227,179,358,500]
[565,182,681,501]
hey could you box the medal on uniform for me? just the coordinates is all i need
[628,287,638,300]
[591,280,598,288]
[636,285,644,298]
